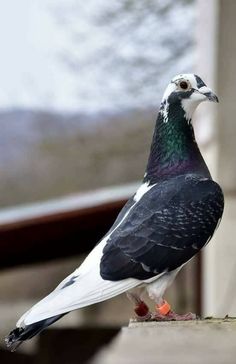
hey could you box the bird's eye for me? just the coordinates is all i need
[179,80,190,90]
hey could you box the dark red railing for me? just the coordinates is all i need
[0,184,137,269]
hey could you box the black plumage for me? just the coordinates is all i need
[100,174,224,280]
[6,314,65,352]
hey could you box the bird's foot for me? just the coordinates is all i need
[151,310,197,321]
[151,300,197,321]
[133,298,197,322]
[165,311,197,321]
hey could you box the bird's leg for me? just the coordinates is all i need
[150,298,171,320]
[146,275,196,321]
[126,291,151,321]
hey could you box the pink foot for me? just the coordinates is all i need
[152,311,197,321]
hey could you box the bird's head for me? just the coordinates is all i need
[161,74,218,122]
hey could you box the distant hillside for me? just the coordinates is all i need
[0,108,156,207]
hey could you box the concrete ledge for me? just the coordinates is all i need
[93,318,236,364]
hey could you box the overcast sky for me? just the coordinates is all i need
[0,0,75,110]
[0,0,195,112]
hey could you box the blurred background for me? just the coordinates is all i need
[0,0,235,363]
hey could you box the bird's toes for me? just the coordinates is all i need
[150,312,170,321]
[165,311,197,321]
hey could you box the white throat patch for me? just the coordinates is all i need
[181,97,201,123]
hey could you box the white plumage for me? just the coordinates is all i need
[17,181,159,327]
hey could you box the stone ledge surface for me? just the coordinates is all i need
[93,318,236,364]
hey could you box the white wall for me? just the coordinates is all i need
[197,0,236,316]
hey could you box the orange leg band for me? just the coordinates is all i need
[155,300,171,316]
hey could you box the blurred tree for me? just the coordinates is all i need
[51,0,195,110]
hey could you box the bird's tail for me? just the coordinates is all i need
[5,314,65,352]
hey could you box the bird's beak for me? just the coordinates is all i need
[203,91,219,103]
[199,86,219,103]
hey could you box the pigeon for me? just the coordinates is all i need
[6,74,224,351]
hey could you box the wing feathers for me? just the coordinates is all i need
[19,263,139,326]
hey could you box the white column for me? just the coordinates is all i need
[197,0,236,316]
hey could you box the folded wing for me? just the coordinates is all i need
[101,175,224,280]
